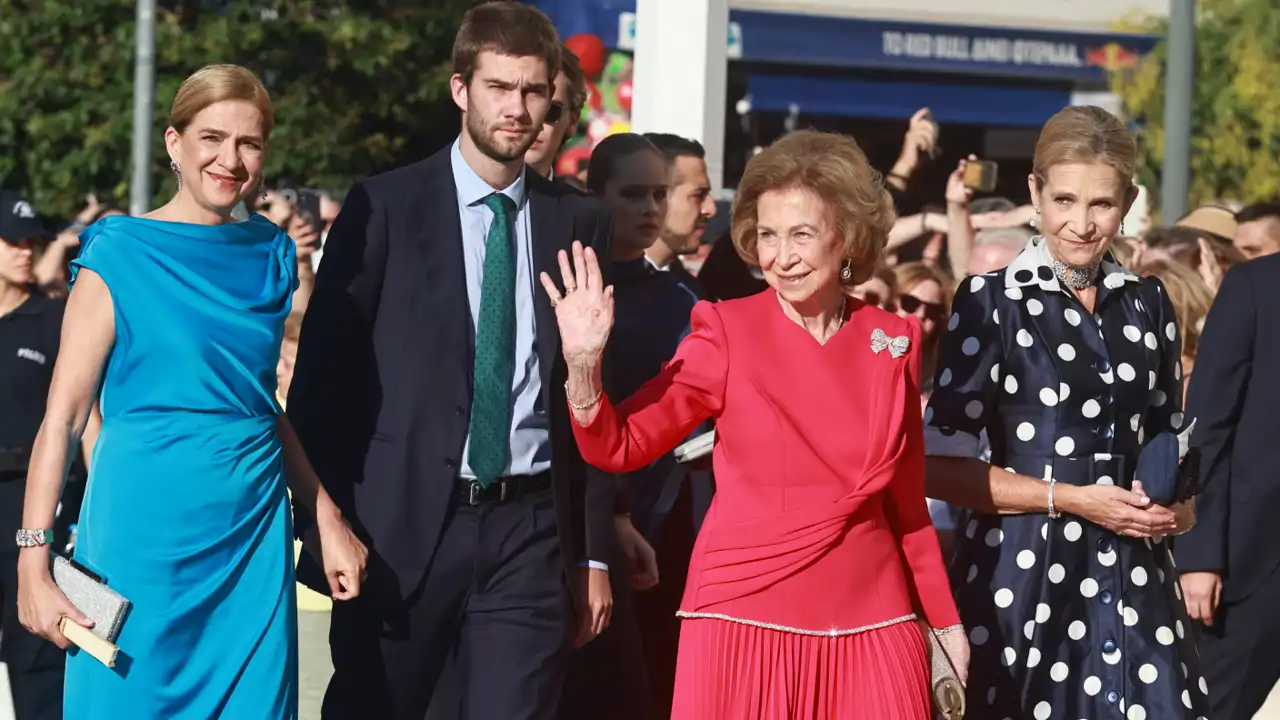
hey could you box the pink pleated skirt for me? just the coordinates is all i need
[670,617,932,720]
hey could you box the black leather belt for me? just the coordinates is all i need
[459,471,552,506]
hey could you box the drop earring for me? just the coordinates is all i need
[170,160,182,188]
[840,259,853,281]
[1031,207,1040,229]
[260,184,269,201]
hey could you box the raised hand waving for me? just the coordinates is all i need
[539,241,614,368]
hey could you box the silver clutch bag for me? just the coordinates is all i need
[51,555,131,644]
[927,630,965,719]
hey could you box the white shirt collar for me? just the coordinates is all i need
[644,255,672,272]
[1004,236,1139,292]
[450,137,527,210]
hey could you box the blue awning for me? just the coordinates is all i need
[747,74,1072,127]
[533,0,634,46]
[530,0,1158,83]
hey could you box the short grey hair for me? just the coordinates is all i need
[975,226,1034,249]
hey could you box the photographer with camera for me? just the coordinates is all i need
[0,192,98,720]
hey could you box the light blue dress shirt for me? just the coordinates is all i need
[451,139,551,480]
[451,140,605,569]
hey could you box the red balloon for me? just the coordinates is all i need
[585,80,603,112]
[565,34,607,78]
[616,80,633,113]
[556,145,592,178]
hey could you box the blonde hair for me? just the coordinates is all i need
[170,64,275,137]
[1033,106,1137,190]
[869,264,899,297]
[893,261,954,318]
[731,131,894,286]
[1135,258,1213,360]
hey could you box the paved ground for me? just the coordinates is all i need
[299,610,333,720]
[296,605,1280,720]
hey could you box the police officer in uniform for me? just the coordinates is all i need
[0,191,96,719]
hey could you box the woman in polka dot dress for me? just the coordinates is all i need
[923,106,1209,720]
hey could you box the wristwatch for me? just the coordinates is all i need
[15,529,53,548]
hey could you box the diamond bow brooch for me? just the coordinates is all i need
[871,328,910,359]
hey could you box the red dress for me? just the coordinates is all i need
[572,291,961,719]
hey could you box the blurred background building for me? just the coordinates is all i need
[532,0,1165,202]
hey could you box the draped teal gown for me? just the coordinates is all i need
[63,214,299,719]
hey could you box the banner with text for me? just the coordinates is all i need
[732,12,1158,82]
[530,0,1158,84]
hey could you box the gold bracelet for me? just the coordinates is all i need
[933,624,965,636]
[564,381,602,411]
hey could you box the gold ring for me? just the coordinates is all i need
[551,297,560,308]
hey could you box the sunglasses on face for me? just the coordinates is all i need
[899,294,946,322]
[856,291,893,312]
[544,101,565,126]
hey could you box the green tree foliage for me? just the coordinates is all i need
[0,0,474,220]
[1112,0,1280,210]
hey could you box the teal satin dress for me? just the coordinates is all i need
[63,214,299,719]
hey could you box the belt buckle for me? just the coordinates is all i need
[467,480,509,505]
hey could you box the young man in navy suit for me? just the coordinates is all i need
[289,5,616,718]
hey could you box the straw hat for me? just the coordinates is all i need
[1175,205,1237,242]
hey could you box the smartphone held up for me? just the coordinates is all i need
[962,159,999,194]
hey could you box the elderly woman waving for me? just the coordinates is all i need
[541,130,965,720]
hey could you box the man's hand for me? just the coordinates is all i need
[614,514,660,591]
[574,567,613,647]
[1181,572,1222,627]
[891,108,938,182]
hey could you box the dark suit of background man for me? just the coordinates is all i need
[1175,247,1280,720]
[288,5,616,719]
[628,135,718,714]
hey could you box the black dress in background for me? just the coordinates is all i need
[926,238,1209,720]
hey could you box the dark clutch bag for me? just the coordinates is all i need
[1135,423,1201,505]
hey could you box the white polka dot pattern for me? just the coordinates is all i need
[924,270,1202,717]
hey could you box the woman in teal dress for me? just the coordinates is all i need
[15,64,368,719]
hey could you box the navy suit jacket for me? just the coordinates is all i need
[611,259,713,541]
[1175,253,1280,603]
[288,146,616,600]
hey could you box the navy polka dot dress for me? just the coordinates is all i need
[925,238,1210,720]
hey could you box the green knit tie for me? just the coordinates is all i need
[467,192,518,487]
